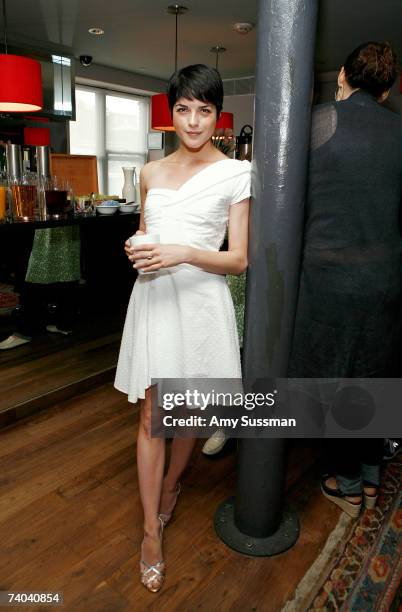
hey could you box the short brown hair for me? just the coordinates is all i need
[167,64,223,119]
[344,42,398,99]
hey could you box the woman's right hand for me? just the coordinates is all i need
[124,230,145,259]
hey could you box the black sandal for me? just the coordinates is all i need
[320,477,362,518]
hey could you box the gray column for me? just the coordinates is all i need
[215,0,318,555]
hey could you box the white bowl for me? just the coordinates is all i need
[119,203,139,213]
[97,206,118,215]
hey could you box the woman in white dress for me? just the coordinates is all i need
[114,64,251,592]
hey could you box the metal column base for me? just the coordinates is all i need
[214,497,299,557]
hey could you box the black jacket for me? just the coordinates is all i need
[289,90,402,377]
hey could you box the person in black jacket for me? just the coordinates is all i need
[289,41,402,517]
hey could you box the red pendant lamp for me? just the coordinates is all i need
[151,5,188,131]
[211,45,233,131]
[24,126,50,146]
[151,7,234,132]
[0,0,43,112]
[152,92,175,132]
[216,111,233,130]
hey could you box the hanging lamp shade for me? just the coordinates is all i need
[216,111,233,130]
[151,93,174,131]
[24,127,50,146]
[0,54,43,112]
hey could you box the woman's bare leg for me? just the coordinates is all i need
[137,386,166,564]
[159,436,197,515]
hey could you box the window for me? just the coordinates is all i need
[69,85,149,195]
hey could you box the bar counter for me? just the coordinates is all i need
[0,211,141,312]
[0,210,140,232]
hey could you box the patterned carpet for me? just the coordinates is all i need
[285,455,402,611]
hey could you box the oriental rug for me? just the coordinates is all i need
[284,455,402,611]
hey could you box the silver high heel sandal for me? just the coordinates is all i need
[158,482,181,527]
[140,516,165,593]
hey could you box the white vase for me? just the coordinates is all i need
[122,166,137,203]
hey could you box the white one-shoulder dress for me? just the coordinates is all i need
[114,158,251,403]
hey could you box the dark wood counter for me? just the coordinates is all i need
[0,212,140,311]
[0,210,140,233]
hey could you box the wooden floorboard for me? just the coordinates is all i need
[0,383,341,611]
[0,334,120,413]
[0,306,126,370]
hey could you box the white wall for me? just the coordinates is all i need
[75,62,166,95]
[223,94,255,135]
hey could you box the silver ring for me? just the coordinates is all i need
[147,254,152,260]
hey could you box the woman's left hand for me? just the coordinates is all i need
[128,243,191,272]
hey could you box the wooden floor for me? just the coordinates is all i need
[0,333,120,413]
[0,383,342,611]
[0,308,126,415]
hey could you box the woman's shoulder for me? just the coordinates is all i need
[221,158,252,172]
[225,157,251,166]
[140,159,168,188]
[141,159,163,178]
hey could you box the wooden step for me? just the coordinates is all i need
[0,334,120,429]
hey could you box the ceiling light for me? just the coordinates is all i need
[88,27,104,35]
[209,45,233,130]
[233,22,254,35]
[166,5,188,15]
[152,5,189,131]
[210,44,227,69]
